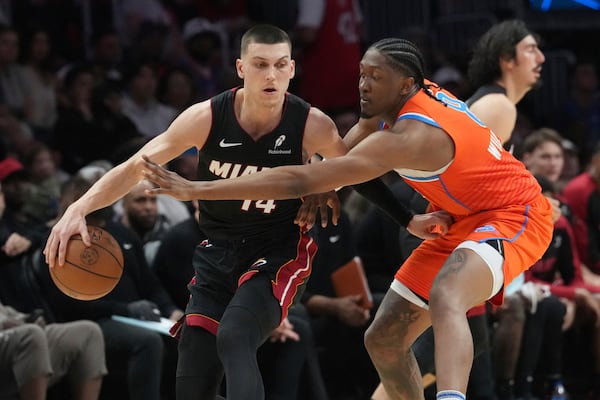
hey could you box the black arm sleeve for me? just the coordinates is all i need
[352,178,414,227]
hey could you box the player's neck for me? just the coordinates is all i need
[236,95,283,138]
[495,79,529,105]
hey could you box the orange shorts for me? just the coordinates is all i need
[394,193,553,305]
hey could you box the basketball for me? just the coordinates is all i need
[50,225,124,300]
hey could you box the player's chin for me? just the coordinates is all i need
[359,109,374,119]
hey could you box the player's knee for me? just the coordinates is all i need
[364,324,383,361]
[217,306,260,357]
[62,320,104,354]
[12,324,48,363]
[428,282,464,316]
[364,318,410,359]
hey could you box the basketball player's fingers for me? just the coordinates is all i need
[80,226,91,247]
[327,198,340,226]
[319,202,329,228]
[56,238,68,267]
[143,183,164,197]
[141,156,165,181]
[141,154,159,169]
[44,235,57,267]
[296,200,317,229]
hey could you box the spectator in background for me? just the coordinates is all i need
[0,156,51,316]
[0,98,33,160]
[0,156,47,243]
[493,133,571,399]
[0,300,106,400]
[37,164,183,400]
[20,141,64,225]
[19,26,58,141]
[293,0,363,124]
[121,60,177,138]
[52,64,99,174]
[10,1,85,62]
[158,66,196,112]
[519,127,577,250]
[521,127,565,186]
[179,17,239,101]
[91,79,144,153]
[527,175,600,399]
[170,0,250,61]
[0,26,34,154]
[560,144,600,285]
[113,0,180,60]
[0,25,33,123]
[53,64,142,175]
[431,65,470,100]
[88,28,124,85]
[0,166,104,400]
[110,137,192,229]
[559,138,580,192]
[119,179,172,265]
[549,58,600,167]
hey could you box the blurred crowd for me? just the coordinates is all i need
[1,1,600,400]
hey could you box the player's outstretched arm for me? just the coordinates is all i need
[45,101,212,268]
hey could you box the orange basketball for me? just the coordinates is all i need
[50,225,124,300]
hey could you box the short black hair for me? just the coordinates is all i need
[468,19,538,88]
[368,38,426,88]
[240,24,291,56]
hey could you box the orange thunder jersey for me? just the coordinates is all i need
[389,82,541,217]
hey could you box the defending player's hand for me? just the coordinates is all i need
[295,191,340,230]
[142,155,195,201]
[406,210,453,240]
[269,318,300,343]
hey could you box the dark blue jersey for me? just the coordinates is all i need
[196,88,310,239]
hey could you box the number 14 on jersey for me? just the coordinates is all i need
[241,199,276,213]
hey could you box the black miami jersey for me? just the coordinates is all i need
[196,88,310,240]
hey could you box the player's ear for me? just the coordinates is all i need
[399,76,415,95]
[289,59,296,79]
[236,58,244,79]
[499,54,515,72]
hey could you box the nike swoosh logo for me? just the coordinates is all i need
[251,259,267,268]
[219,139,243,148]
[329,235,340,243]
[123,243,133,250]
